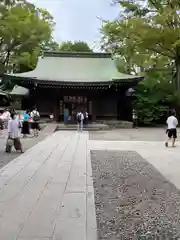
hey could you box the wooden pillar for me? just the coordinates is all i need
[56,89,63,122]
[54,100,57,121]
[92,100,96,122]
[52,89,57,121]
[91,99,97,122]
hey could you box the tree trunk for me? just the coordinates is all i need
[126,56,132,74]
[175,58,180,91]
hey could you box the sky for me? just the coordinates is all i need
[30,0,119,50]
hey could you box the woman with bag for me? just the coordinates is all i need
[5,112,23,153]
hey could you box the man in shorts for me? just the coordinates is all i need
[165,110,178,147]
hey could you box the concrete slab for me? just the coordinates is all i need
[1,129,180,239]
[53,217,86,240]
[0,123,57,171]
[0,131,95,240]
[19,183,66,238]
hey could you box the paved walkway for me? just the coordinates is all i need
[0,130,180,239]
[0,123,56,170]
[0,131,96,240]
[89,128,180,141]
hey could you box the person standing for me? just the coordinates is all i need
[6,112,23,153]
[31,108,40,137]
[64,107,69,125]
[132,109,138,128]
[84,110,89,127]
[22,110,30,138]
[77,111,84,132]
[49,113,54,122]
[165,110,178,147]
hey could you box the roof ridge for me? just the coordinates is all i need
[43,51,112,58]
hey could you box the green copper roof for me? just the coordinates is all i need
[4,52,142,83]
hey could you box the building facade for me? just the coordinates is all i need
[3,52,143,122]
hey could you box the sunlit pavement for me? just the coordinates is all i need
[0,129,180,239]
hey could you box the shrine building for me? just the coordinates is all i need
[3,52,143,122]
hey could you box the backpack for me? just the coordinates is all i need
[32,111,40,122]
[77,113,81,122]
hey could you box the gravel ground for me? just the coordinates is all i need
[91,150,180,240]
[89,128,177,141]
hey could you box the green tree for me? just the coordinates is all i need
[0,0,23,5]
[101,0,180,123]
[42,40,59,52]
[114,0,180,90]
[59,41,93,52]
[101,19,153,74]
[101,8,174,74]
[0,1,55,74]
[134,70,180,124]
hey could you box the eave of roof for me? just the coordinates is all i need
[3,74,144,86]
[0,89,8,96]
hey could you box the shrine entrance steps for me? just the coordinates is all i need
[55,123,109,131]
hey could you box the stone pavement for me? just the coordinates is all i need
[0,123,56,170]
[89,127,180,141]
[0,130,180,239]
[0,131,96,240]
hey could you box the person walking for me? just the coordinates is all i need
[0,108,10,129]
[6,112,23,153]
[165,110,178,147]
[77,111,84,132]
[31,108,40,137]
[22,110,30,138]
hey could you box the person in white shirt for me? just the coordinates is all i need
[84,110,89,127]
[77,111,84,132]
[30,108,40,137]
[165,110,178,147]
[132,109,138,128]
[6,112,23,153]
[49,113,54,121]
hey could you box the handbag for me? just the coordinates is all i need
[7,138,13,146]
[5,137,13,153]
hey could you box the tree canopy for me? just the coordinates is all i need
[102,0,180,87]
[0,0,57,74]
[101,0,180,124]
[59,41,93,52]
[0,0,93,74]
